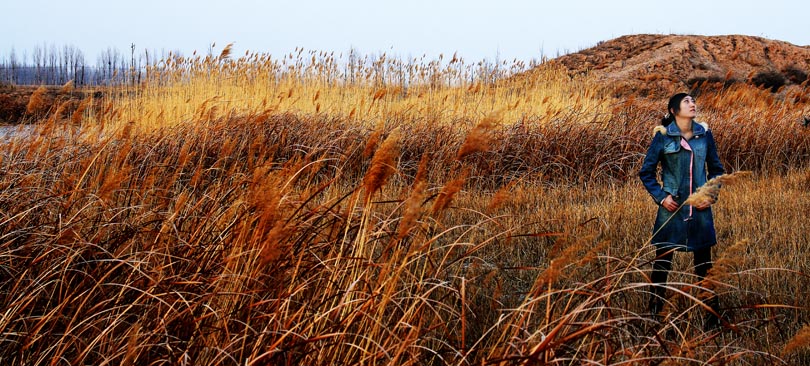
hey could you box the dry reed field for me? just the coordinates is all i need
[1,48,810,365]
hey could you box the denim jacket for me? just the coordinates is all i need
[638,121,725,251]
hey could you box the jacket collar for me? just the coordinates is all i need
[666,120,707,137]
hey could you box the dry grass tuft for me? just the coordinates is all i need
[457,109,503,160]
[784,325,810,355]
[396,154,429,240]
[706,238,749,281]
[362,126,401,201]
[59,79,75,94]
[363,122,384,158]
[71,98,90,124]
[219,42,234,61]
[430,169,468,218]
[487,180,516,212]
[26,85,48,115]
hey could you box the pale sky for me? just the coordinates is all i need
[2,0,808,64]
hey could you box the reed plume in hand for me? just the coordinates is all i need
[684,171,752,207]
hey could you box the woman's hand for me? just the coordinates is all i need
[661,195,679,212]
[693,199,712,210]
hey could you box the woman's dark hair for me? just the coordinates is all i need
[660,92,690,125]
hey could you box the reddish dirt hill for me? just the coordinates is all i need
[554,34,810,97]
[0,85,91,124]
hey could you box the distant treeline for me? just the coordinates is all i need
[0,44,181,86]
[1,43,536,89]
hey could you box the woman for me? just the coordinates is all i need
[638,92,725,327]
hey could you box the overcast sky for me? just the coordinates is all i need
[2,0,808,64]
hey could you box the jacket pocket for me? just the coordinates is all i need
[661,143,680,198]
[692,137,707,160]
[663,139,680,154]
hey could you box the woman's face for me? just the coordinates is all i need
[675,96,697,119]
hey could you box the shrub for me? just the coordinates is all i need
[687,74,738,96]
[750,69,786,92]
[0,91,28,123]
[782,65,809,85]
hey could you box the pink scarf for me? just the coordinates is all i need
[680,137,693,217]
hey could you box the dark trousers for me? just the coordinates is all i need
[648,246,714,313]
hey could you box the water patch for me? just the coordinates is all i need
[0,124,37,141]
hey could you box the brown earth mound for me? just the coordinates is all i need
[554,34,810,97]
[0,85,93,124]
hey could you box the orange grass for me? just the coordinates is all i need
[1,51,809,365]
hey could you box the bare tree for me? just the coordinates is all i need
[47,44,58,84]
[1,48,17,84]
[71,47,85,86]
[98,47,123,85]
[22,50,29,84]
[130,43,136,86]
[0,52,6,84]
[32,46,43,84]
[2,44,166,86]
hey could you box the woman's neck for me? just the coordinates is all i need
[675,117,692,134]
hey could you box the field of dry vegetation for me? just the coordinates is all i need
[2,47,810,365]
